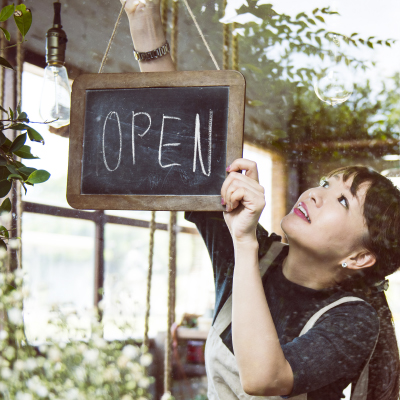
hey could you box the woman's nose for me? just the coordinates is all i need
[308,189,323,207]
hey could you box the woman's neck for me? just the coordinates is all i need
[282,245,343,290]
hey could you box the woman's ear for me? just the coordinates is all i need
[346,251,376,270]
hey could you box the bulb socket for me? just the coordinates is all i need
[45,2,68,66]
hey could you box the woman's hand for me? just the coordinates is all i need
[221,158,266,244]
[121,0,160,21]
[120,0,175,71]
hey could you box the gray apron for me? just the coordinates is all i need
[205,242,377,400]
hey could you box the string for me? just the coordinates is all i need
[99,1,126,73]
[181,0,220,70]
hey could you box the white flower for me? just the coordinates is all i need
[25,358,37,371]
[1,367,12,379]
[122,344,139,360]
[16,393,33,400]
[121,395,134,400]
[140,353,153,367]
[36,385,48,398]
[14,360,25,371]
[3,346,15,360]
[138,376,151,388]
[48,347,61,362]
[117,354,129,368]
[161,391,174,400]
[7,307,23,325]
[0,248,6,260]
[93,337,106,349]
[83,348,99,364]
[65,388,79,400]
[0,330,8,340]
[74,367,86,382]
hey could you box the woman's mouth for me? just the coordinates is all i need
[294,202,311,223]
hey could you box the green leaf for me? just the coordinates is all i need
[0,179,11,197]
[367,41,373,49]
[307,18,316,25]
[315,36,322,47]
[385,40,391,47]
[0,197,11,213]
[13,145,39,159]
[26,169,50,184]
[315,16,324,23]
[0,225,9,239]
[17,166,36,179]
[0,105,7,114]
[0,132,7,146]
[16,101,21,115]
[0,4,15,22]
[359,38,365,44]
[345,57,351,66]
[8,123,27,130]
[312,8,319,14]
[0,56,13,70]
[7,173,23,181]
[17,112,28,122]
[13,4,32,37]
[350,33,358,37]
[0,156,6,166]
[6,164,17,174]
[0,239,6,251]
[9,132,27,153]
[9,108,13,120]
[27,126,44,144]
[0,27,10,41]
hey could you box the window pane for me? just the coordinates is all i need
[22,66,71,209]
[103,224,213,340]
[22,214,95,342]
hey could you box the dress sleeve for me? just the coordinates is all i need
[281,301,379,397]
[185,211,282,321]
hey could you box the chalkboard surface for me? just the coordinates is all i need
[82,86,228,195]
[67,71,245,210]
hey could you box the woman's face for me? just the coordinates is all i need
[281,173,370,263]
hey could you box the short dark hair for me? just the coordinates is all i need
[327,165,400,285]
[326,165,400,400]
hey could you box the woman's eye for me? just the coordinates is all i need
[320,180,329,188]
[339,195,348,208]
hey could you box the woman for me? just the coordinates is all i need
[121,1,400,398]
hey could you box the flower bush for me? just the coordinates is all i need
[0,267,154,399]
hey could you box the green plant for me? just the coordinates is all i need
[0,268,153,399]
[0,3,50,250]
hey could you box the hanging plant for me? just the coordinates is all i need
[0,3,51,250]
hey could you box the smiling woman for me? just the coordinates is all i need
[121,0,400,398]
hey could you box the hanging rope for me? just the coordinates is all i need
[164,211,177,394]
[181,0,220,70]
[143,211,156,349]
[0,0,7,112]
[171,0,179,66]
[222,0,230,70]
[98,1,126,74]
[161,0,169,37]
[232,22,239,71]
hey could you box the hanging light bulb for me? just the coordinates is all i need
[314,34,353,106]
[39,1,71,129]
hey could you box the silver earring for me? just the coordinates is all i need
[342,262,347,268]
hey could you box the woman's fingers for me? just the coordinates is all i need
[223,175,265,212]
[221,171,264,207]
[227,158,259,182]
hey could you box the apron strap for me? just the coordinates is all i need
[299,296,379,400]
[213,241,286,336]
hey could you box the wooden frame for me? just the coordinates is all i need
[67,70,245,211]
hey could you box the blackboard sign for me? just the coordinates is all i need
[67,71,245,211]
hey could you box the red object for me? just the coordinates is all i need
[186,340,205,364]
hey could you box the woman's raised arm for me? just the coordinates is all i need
[121,0,176,72]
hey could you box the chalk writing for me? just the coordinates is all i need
[102,111,122,172]
[102,110,214,176]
